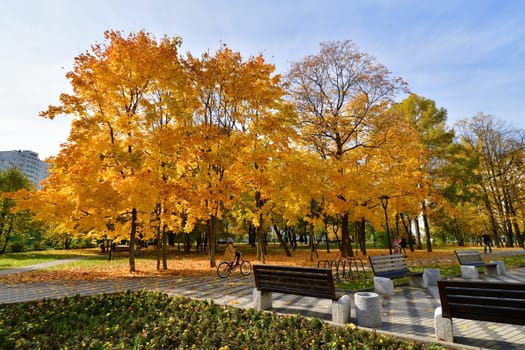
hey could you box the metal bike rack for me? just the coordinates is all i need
[317,257,367,281]
[336,257,367,281]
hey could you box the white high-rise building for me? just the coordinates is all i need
[0,150,49,189]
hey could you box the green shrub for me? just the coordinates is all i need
[8,242,25,253]
[0,290,449,350]
[71,238,98,249]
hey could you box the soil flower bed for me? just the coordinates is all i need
[0,290,449,350]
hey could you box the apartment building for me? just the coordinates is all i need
[0,150,49,189]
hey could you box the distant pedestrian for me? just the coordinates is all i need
[400,237,408,257]
[393,236,402,255]
[482,233,492,253]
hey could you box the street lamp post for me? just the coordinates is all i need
[379,195,392,255]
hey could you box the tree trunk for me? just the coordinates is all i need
[481,186,501,247]
[324,230,330,253]
[0,199,9,253]
[184,232,191,253]
[308,222,318,262]
[254,191,267,262]
[340,213,353,257]
[400,213,415,251]
[395,213,400,238]
[357,218,367,255]
[256,223,266,263]
[208,216,217,267]
[422,201,432,252]
[285,226,297,250]
[162,225,168,270]
[273,224,292,257]
[502,190,516,247]
[513,219,524,248]
[156,225,161,271]
[0,234,7,254]
[414,218,423,250]
[129,208,137,272]
[247,223,256,247]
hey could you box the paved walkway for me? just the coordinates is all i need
[1,257,524,350]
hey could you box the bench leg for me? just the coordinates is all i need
[373,277,394,296]
[489,260,506,275]
[253,288,272,310]
[434,306,453,343]
[460,265,479,279]
[422,268,441,288]
[331,294,352,324]
[485,263,501,276]
[408,275,424,288]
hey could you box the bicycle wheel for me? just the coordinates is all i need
[217,261,232,278]
[240,260,252,276]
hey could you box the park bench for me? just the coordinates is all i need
[112,245,131,252]
[368,254,423,282]
[252,264,351,324]
[368,254,425,296]
[434,280,525,343]
[107,245,140,260]
[454,250,500,279]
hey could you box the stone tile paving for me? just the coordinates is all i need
[1,254,525,350]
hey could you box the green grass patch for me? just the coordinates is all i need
[0,290,449,350]
[501,254,525,268]
[0,250,95,270]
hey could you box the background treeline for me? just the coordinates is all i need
[1,31,523,271]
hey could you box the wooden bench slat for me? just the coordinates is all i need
[447,304,524,324]
[256,278,333,293]
[368,254,422,281]
[257,285,335,299]
[113,246,130,252]
[253,265,337,300]
[438,280,525,325]
[370,262,408,271]
[375,270,422,279]
[445,286,525,299]
[254,269,333,279]
[447,295,525,309]
[454,250,496,268]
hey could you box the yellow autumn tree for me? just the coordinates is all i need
[40,30,192,272]
[361,109,427,252]
[184,46,292,266]
[265,147,331,261]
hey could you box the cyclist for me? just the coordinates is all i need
[224,237,241,266]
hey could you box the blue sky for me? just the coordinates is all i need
[1,0,524,159]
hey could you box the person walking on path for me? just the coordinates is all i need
[482,233,492,253]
